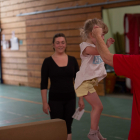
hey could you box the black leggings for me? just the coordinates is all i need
[49,99,76,134]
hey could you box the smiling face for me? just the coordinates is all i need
[53,37,66,54]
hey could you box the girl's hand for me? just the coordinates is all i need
[78,97,85,111]
[106,38,115,48]
[43,103,51,114]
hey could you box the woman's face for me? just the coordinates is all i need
[53,37,66,53]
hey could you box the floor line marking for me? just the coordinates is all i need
[0,96,42,105]
[0,109,36,119]
[0,96,131,120]
[85,110,131,120]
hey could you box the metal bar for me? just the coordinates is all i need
[0,31,3,84]
[17,0,133,17]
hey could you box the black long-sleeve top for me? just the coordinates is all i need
[41,55,79,101]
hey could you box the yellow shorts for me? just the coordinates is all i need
[75,79,98,97]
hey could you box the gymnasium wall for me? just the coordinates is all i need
[1,0,140,90]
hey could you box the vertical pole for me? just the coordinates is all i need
[0,35,2,84]
[0,2,2,84]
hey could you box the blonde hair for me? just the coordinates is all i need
[80,18,108,41]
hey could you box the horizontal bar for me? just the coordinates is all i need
[17,0,133,17]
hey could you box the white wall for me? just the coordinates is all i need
[103,5,140,53]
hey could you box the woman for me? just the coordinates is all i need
[40,33,79,140]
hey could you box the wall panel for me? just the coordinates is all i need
[2,69,28,76]
[2,58,27,64]
[25,7,101,90]
[1,0,138,95]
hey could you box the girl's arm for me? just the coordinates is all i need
[83,38,115,56]
[106,38,115,48]
[83,46,99,56]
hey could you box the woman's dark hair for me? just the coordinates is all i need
[52,33,67,44]
[52,33,67,51]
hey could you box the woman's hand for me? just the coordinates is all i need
[106,38,115,48]
[42,102,51,114]
[78,97,85,111]
[92,26,102,38]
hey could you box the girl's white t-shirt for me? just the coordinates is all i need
[75,42,107,89]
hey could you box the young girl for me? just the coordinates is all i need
[74,18,115,140]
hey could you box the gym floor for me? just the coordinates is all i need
[0,84,132,140]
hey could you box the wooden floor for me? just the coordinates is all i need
[0,84,132,140]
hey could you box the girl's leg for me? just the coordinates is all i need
[84,92,103,130]
[84,92,104,140]
[98,126,107,140]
